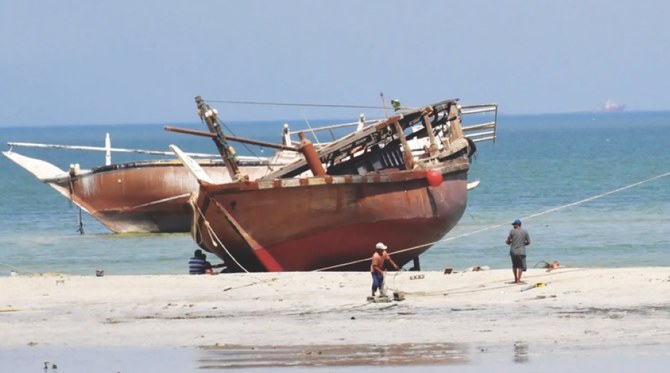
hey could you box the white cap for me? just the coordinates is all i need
[375,242,387,250]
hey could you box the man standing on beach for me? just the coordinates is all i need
[370,242,399,297]
[506,219,531,284]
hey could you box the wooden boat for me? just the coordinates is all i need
[2,139,280,233]
[172,96,497,272]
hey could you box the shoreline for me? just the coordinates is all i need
[2,267,670,369]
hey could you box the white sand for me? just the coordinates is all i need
[1,267,669,351]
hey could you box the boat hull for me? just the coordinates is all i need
[47,161,270,233]
[192,160,469,272]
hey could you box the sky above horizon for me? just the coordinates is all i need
[1,0,669,126]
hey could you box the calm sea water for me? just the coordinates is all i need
[1,111,669,276]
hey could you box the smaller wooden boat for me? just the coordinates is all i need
[3,137,278,233]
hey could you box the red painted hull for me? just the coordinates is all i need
[192,161,469,272]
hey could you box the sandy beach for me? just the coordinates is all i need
[2,267,669,370]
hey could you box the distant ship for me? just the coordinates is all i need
[602,99,625,112]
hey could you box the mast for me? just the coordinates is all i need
[195,96,241,181]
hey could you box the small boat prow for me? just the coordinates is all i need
[2,150,70,181]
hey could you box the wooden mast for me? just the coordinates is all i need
[195,96,241,181]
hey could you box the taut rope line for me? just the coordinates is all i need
[313,170,670,271]
[443,170,670,243]
[207,99,385,110]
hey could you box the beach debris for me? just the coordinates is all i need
[43,361,57,370]
[95,269,104,277]
[366,295,392,303]
[535,260,560,271]
[513,341,529,363]
[467,265,490,272]
[521,282,547,292]
[393,291,405,301]
[443,267,453,274]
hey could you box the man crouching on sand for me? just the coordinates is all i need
[506,219,531,284]
[370,242,399,297]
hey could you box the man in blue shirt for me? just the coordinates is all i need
[188,249,207,275]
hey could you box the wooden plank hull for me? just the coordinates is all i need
[4,146,281,234]
[59,162,279,233]
[192,161,469,272]
[35,160,270,233]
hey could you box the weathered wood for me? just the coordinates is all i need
[164,126,299,151]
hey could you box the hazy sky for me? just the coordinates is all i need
[1,0,668,126]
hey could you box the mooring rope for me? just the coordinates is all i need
[206,99,385,110]
[442,170,670,243]
[313,170,670,271]
[0,262,39,276]
[190,195,252,274]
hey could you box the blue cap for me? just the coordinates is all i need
[512,219,522,226]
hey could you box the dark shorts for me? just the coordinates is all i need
[511,254,527,271]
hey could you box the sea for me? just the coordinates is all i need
[1,111,669,277]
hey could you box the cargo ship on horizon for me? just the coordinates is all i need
[602,99,625,112]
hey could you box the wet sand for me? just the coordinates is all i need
[1,267,669,370]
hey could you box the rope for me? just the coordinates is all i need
[404,267,591,298]
[66,175,85,235]
[190,195,251,273]
[77,207,84,235]
[443,169,670,243]
[0,262,40,276]
[206,99,385,110]
[205,116,284,177]
[313,243,430,271]
[313,170,670,272]
[385,268,406,293]
[203,220,250,274]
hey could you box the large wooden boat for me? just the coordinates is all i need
[3,141,279,233]
[172,96,497,272]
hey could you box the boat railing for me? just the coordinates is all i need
[460,103,498,143]
[6,140,269,165]
[285,103,498,147]
[286,118,378,147]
